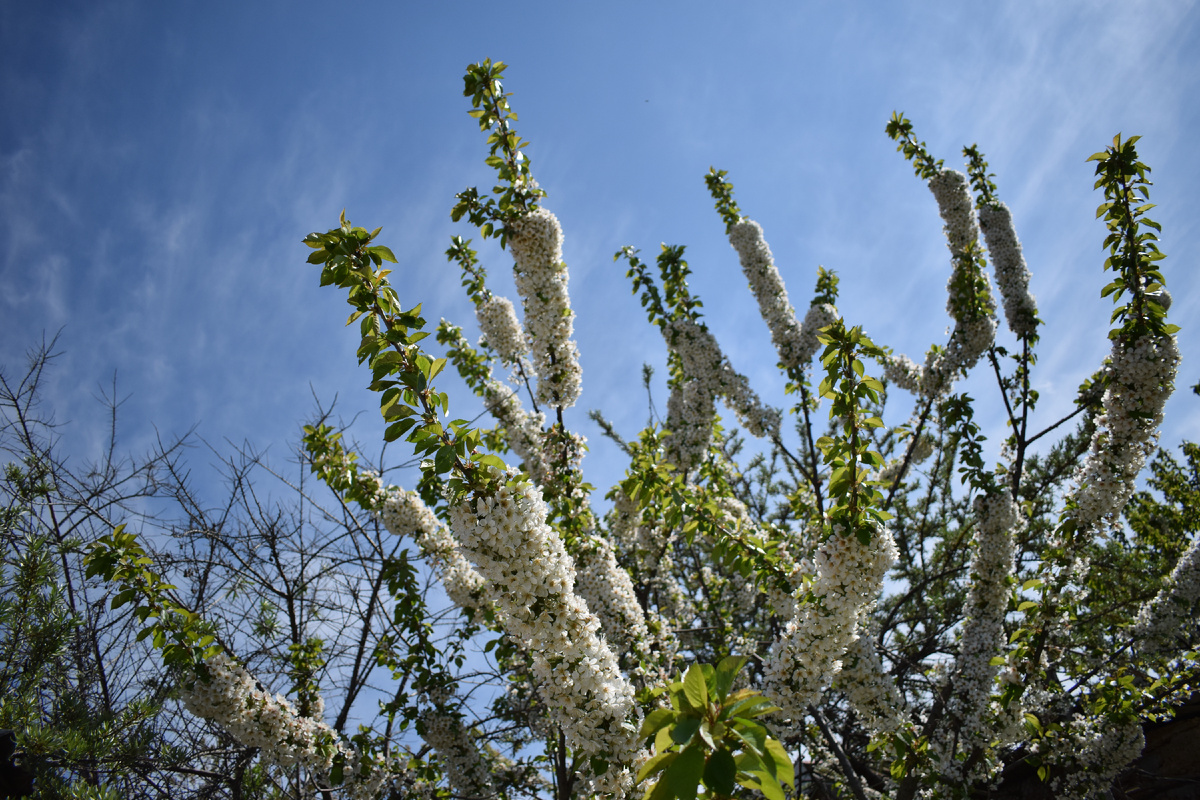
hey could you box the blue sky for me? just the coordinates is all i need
[2,1,1198,506]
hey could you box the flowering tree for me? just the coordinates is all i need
[80,59,1196,800]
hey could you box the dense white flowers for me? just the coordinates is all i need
[663,380,717,472]
[929,170,979,253]
[509,208,583,409]
[1043,716,1144,800]
[449,475,643,793]
[476,295,528,364]
[1067,333,1179,536]
[978,202,1038,339]
[882,353,925,395]
[573,534,652,665]
[380,489,488,615]
[932,492,1019,784]
[419,711,493,799]
[1133,535,1200,654]
[483,380,548,482]
[763,523,897,719]
[885,170,997,399]
[665,318,781,438]
[180,653,394,799]
[728,219,807,369]
[836,632,905,735]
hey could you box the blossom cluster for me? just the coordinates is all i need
[663,380,718,472]
[978,202,1039,339]
[419,710,494,800]
[929,170,979,255]
[180,652,393,799]
[1133,535,1200,654]
[608,490,692,651]
[1041,716,1145,800]
[483,380,548,482]
[379,489,488,615]
[836,631,906,735]
[933,492,1019,784]
[508,208,583,409]
[665,317,781,437]
[763,523,898,719]
[448,474,643,793]
[727,219,807,370]
[573,533,653,667]
[885,170,998,398]
[476,295,529,364]
[1066,332,1180,536]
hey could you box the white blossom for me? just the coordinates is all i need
[379,488,489,616]
[763,523,897,718]
[728,219,808,369]
[886,170,997,399]
[1133,534,1200,654]
[509,209,583,409]
[448,475,644,793]
[420,710,493,799]
[664,318,781,440]
[476,295,528,364]
[483,379,548,482]
[1066,333,1179,537]
[1043,716,1144,800]
[836,632,906,735]
[931,492,1019,785]
[978,202,1039,339]
[180,652,398,799]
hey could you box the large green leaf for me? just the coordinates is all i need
[683,664,708,709]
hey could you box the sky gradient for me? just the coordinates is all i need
[2,1,1198,507]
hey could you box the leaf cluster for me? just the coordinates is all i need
[84,525,217,674]
[885,112,943,180]
[704,168,742,233]
[452,59,544,246]
[637,657,794,800]
[1088,134,1178,340]
[815,321,890,540]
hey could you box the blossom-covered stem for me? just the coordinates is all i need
[448,474,643,794]
[509,208,583,410]
[1132,535,1200,654]
[1014,136,1180,710]
[837,633,905,736]
[931,493,1019,786]
[179,652,398,798]
[419,709,494,799]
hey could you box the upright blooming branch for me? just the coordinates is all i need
[763,321,898,719]
[1008,134,1181,795]
[884,114,998,399]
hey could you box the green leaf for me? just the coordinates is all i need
[703,748,737,796]
[434,445,457,474]
[662,746,705,800]
[368,245,397,263]
[683,664,708,709]
[641,708,676,738]
[636,751,675,784]
[764,739,795,788]
[671,717,701,746]
[713,656,746,701]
